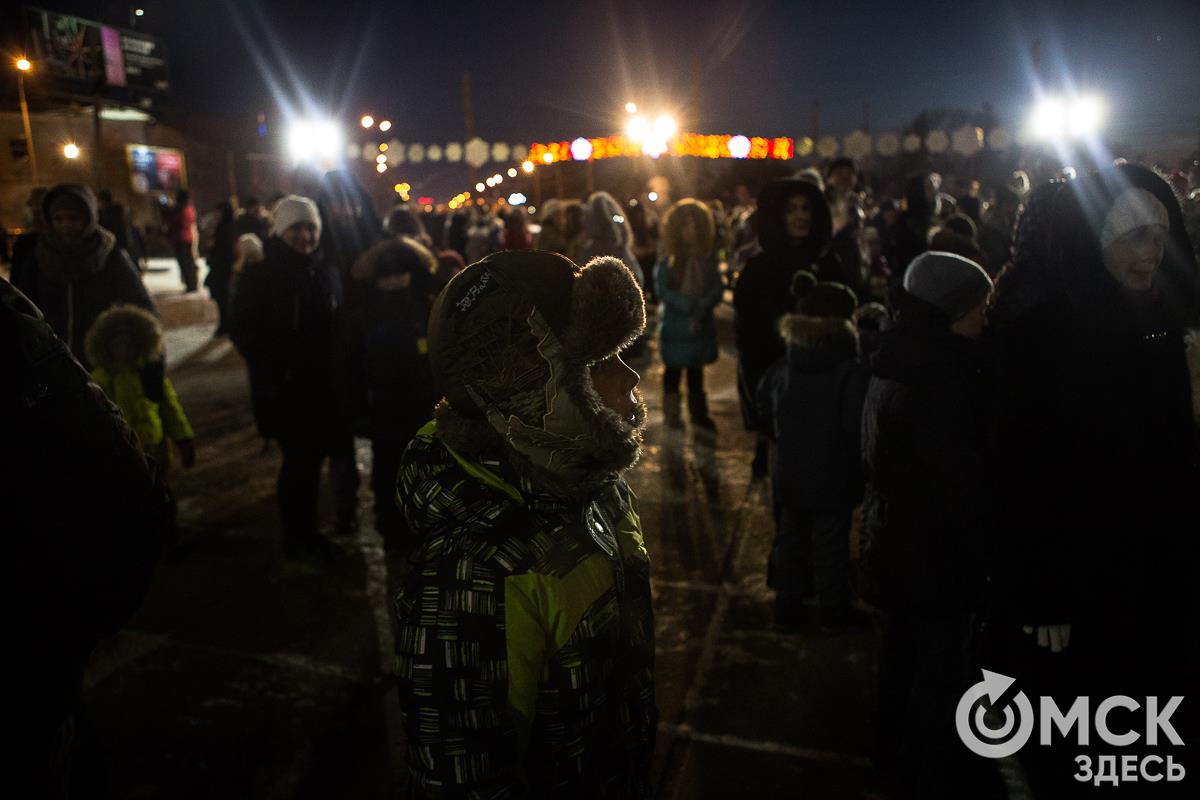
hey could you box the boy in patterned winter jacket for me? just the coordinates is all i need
[393,251,656,798]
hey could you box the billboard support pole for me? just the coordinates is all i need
[93,102,103,188]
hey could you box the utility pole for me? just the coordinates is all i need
[92,102,104,188]
[17,63,39,183]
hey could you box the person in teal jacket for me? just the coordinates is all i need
[654,198,723,429]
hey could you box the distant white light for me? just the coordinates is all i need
[376,162,387,173]
[360,115,374,129]
[486,177,496,187]
[287,119,343,164]
[475,182,486,192]
[135,8,145,17]
[508,192,527,205]
[507,167,518,178]
[653,114,677,139]
[648,191,659,202]
[626,116,649,143]
[378,120,392,132]
[63,142,80,159]
[625,101,637,114]
[570,137,593,161]
[612,215,625,224]
[1028,95,1105,142]
[728,135,751,159]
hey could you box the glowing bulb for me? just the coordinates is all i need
[376,154,387,164]
[394,183,403,193]
[476,182,486,192]
[1028,97,1065,140]
[63,143,80,159]
[16,57,32,72]
[648,191,659,202]
[728,135,751,159]
[378,120,392,132]
[542,152,554,164]
[522,160,534,173]
[625,101,637,114]
[376,162,387,173]
[570,137,593,161]
[378,143,388,152]
[507,167,518,178]
[134,8,144,16]
[360,115,375,129]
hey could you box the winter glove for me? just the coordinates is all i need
[175,438,196,469]
[1023,623,1071,654]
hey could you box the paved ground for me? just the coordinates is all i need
[82,297,899,798]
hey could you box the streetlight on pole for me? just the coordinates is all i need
[15,56,39,184]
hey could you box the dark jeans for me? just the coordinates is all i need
[277,436,359,546]
[174,242,199,291]
[876,612,976,799]
[770,506,851,612]
[662,365,705,397]
[371,438,409,541]
[207,269,231,332]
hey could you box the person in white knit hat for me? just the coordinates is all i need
[231,194,359,562]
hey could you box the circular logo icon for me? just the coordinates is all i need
[956,670,1035,759]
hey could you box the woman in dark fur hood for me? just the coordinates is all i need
[990,165,1197,797]
[12,184,154,366]
[733,179,837,474]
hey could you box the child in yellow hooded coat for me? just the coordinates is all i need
[85,305,196,469]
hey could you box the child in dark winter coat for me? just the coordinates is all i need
[757,280,867,629]
[85,304,195,470]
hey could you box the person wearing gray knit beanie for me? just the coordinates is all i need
[902,250,994,338]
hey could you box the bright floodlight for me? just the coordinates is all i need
[379,120,392,132]
[625,101,637,114]
[1068,96,1104,138]
[16,57,32,72]
[653,114,677,138]
[626,116,649,143]
[360,115,375,129]
[63,143,80,159]
[1028,95,1104,141]
[287,119,343,164]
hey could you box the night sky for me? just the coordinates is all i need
[24,0,1200,151]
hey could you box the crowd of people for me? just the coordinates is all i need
[4,151,1199,797]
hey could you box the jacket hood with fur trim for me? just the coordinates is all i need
[85,305,163,372]
[779,313,859,372]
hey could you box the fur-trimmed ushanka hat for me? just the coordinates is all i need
[428,249,647,496]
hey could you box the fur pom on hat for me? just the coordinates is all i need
[270,195,322,240]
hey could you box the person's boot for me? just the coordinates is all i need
[751,436,770,479]
[687,391,716,431]
[663,391,684,429]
